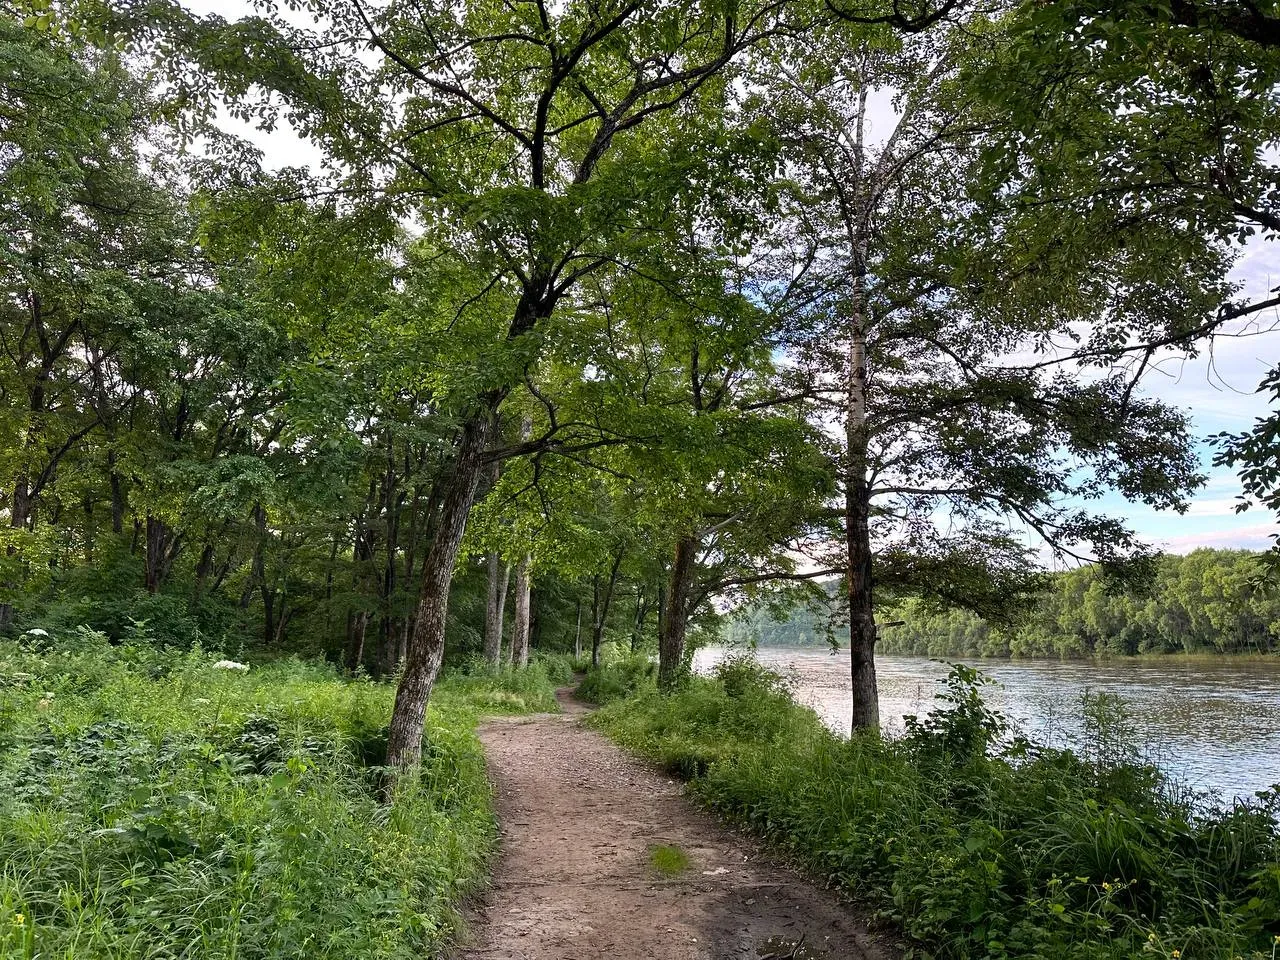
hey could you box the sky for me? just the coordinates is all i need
[191,2,1279,556]
[1092,239,1280,555]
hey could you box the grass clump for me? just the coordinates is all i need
[0,627,558,959]
[587,655,1280,960]
[437,654,569,713]
[577,653,655,704]
[648,843,690,876]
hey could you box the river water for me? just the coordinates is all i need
[693,646,1280,802]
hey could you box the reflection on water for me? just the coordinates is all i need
[693,646,1280,801]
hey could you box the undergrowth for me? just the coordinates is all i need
[586,655,1280,960]
[0,626,560,959]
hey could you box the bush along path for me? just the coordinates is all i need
[460,686,897,960]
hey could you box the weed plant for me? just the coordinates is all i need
[587,655,1280,960]
[0,626,557,959]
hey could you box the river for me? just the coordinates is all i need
[693,646,1280,802]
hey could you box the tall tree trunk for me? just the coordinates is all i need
[107,450,125,535]
[239,503,266,609]
[507,417,534,668]
[498,562,514,666]
[385,407,495,768]
[631,584,649,652]
[658,537,696,690]
[0,478,31,628]
[846,284,879,731]
[590,575,601,668]
[512,555,532,667]
[574,598,582,660]
[273,593,290,644]
[345,610,368,672]
[262,585,277,646]
[841,79,880,733]
[529,586,542,654]
[590,549,624,669]
[145,514,167,594]
[376,613,395,675]
[655,574,666,655]
[385,279,554,767]
[194,542,215,598]
[483,553,506,665]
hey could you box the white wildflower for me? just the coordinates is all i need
[193,698,211,705]
[22,628,49,638]
[212,660,249,672]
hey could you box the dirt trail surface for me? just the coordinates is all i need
[458,688,897,960]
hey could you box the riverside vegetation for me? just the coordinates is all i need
[585,655,1280,960]
[0,625,574,959]
[728,549,1280,658]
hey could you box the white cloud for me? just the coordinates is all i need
[1158,522,1278,553]
[1183,497,1252,517]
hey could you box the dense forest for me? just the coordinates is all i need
[4,0,1280,741]
[727,549,1280,657]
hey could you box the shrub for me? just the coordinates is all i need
[576,653,656,704]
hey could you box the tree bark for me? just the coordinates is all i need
[483,552,507,665]
[574,598,582,660]
[631,584,650,652]
[846,282,879,731]
[107,451,125,534]
[0,479,30,628]
[842,78,880,733]
[512,554,532,667]
[385,278,553,767]
[144,514,180,594]
[658,536,696,690]
[590,549,624,668]
[194,542,215,598]
[345,610,368,672]
[385,407,494,768]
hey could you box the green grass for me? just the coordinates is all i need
[585,656,1280,960]
[0,628,559,959]
[648,843,690,876]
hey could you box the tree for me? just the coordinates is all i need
[979,0,1280,564]
[102,0,798,766]
[758,18,1227,728]
[0,18,218,623]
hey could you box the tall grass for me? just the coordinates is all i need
[0,628,558,959]
[587,656,1280,960]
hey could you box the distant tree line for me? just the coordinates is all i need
[728,550,1280,658]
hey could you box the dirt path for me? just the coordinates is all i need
[458,688,898,960]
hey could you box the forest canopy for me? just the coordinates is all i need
[2,0,1278,749]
